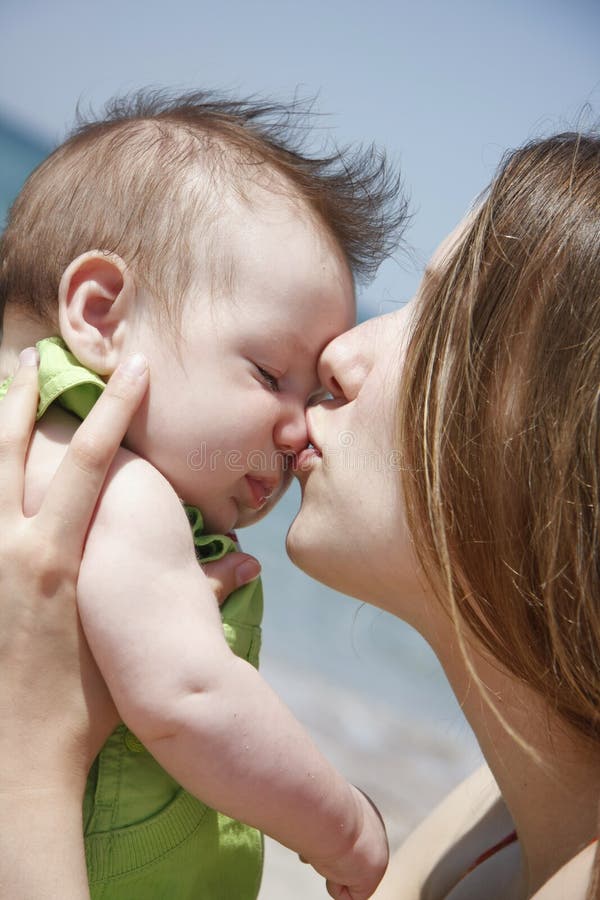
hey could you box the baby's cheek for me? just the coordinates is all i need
[270,468,294,510]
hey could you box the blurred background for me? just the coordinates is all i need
[1,1,598,895]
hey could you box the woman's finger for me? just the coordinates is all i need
[39,354,148,553]
[0,347,40,518]
[202,553,261,606]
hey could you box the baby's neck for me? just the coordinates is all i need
[0,309,55,379]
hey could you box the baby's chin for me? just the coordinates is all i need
[199,476,292,533]
[234,497,278,529]
[200,499,269,534]
[200,504,239,536]
[234,481,292,529]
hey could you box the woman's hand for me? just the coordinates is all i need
[0,350,151,782]
[0,349,150,898]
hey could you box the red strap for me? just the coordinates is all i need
[464,830,518,876]
[463,831,597,883]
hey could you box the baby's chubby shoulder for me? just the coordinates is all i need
[26,406,195,559]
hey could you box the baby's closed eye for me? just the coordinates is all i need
[255,365,280,392]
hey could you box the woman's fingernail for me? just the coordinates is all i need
[120,353,148,377]
[235,558,261,587]
[18,346,39,367]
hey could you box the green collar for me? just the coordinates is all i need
[0,336,105,421]
[34,336,106,420]
[0,337,106,419]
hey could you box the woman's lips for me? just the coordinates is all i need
[293,446,321,473]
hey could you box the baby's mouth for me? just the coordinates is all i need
[244,475,277,509]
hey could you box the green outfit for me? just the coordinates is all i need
[1,337,264,899]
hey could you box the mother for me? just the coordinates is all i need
[1,130,599,899]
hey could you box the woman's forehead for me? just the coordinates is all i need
[348,306,412,360]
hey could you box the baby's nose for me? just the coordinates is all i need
[274,401,309,454]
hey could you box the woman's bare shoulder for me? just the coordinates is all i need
[372,764,514,899]
[532,842,597,900]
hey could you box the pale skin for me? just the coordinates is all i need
[0,182,388,899]
[2,216,599,899]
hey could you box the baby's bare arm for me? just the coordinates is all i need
[77,452,387,898]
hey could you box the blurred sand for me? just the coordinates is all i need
[257,656,482,899]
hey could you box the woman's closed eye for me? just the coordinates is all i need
[255,365,280,392]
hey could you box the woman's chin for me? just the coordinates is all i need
[285,516,346,593]
[285,515,311,571]
[286,515,326,580]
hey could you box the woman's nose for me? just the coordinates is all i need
[317,325,370,401]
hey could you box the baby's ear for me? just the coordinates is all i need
[58,252,137,375]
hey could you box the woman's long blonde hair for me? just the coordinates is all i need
[400,132,600,741]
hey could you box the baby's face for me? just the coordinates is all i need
[123,189,355,533]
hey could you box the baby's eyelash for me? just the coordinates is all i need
[256,366,280,392]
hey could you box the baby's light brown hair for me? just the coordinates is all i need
[0,90,407,327]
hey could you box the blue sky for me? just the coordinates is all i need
[1,0,598,316]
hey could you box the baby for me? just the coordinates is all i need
[0,91,403,899]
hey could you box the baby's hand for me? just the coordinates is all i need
[308,786,389,899]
